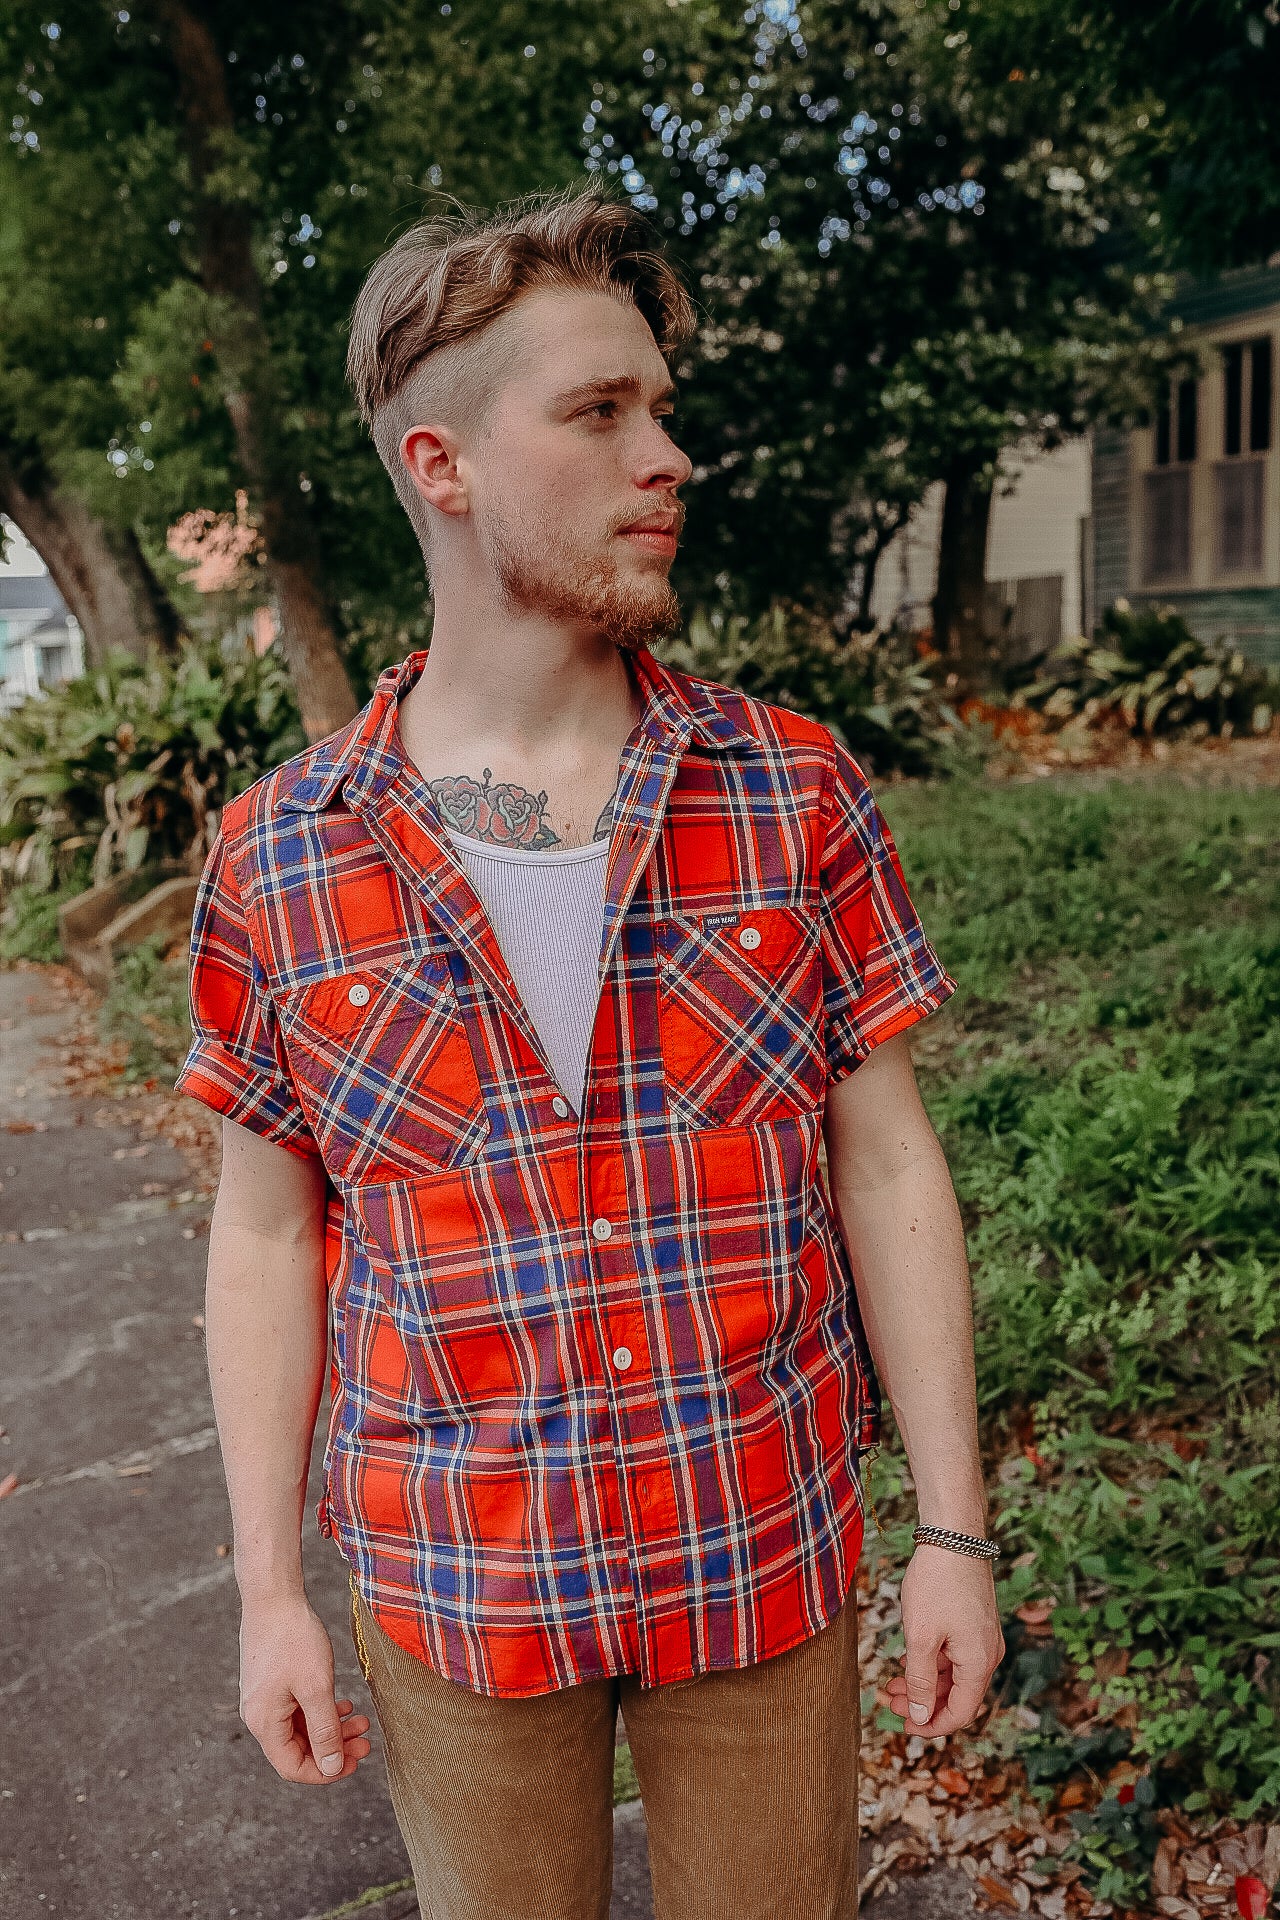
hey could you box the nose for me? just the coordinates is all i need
[637,414,693,493]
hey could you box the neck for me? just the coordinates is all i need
[398,615,646,760]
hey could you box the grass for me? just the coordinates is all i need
[867,766,1280,1902]
[98,935,193,1080]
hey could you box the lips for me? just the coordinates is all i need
[619,511,681,554]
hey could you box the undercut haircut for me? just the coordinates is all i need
[346,184,698,564]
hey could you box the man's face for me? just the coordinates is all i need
[462,288,694,652]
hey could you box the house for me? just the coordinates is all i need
[0,523,83,711]
[1092,262,1280,669]
[868,263,1280,672]
[868,439,1092,661]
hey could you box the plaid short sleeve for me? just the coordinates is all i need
[175,833,320,1158]
[817,735,958,1083]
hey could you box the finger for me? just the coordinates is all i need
[246,1692,315,1782]
[903,1633,946,1726]
[909,1670,989,1739]
[886,1652,954,1712]
[298,1685,347,1780]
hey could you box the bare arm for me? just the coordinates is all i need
[206,1117,371,1784]
[822,1033,1004,1735]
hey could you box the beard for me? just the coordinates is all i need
[475,495,683,653]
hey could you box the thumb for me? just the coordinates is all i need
[299,1685,346,1778]
[904,1633,942,1726]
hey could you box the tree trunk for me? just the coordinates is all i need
[0,449,179,664]
[850,506,910,632]
[154,1,358,742]
[931,465,996,690]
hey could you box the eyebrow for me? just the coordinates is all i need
[552,373,678,411]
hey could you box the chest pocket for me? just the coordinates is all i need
[656,905,825,1128]
[276,954,489,1185]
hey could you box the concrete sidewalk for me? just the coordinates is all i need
[0,966,973,1919]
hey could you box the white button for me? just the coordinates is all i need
[347,982,371,1006]
[551,1096,570,1118]
[592,1217,613,1241]
[612,1346,633,1371]
[738,925,761,950]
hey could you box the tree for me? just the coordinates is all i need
[1,1,672,732]
[587,0,1174,680]
[0,14,182,663]
[1018,0,1280,277]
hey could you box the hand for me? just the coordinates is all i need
[239,1590,373,1784]
[884,1546,1006,1738]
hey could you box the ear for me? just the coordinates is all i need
[400,423,468,519]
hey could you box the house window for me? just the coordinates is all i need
[1223,336,1273,456]
[1155,376,1199,466]
[1249,336,1273,452]
[1214,460,1265,573]
[1215,334,1271,576]
[1142,468,1192,582]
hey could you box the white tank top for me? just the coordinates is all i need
[445,828,611,1116]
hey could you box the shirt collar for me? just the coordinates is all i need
[278,642,756,815]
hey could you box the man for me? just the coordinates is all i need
[180,185,1004,1920]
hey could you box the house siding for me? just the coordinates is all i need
[1092,428,1131,612]
[1126,587,1280,670]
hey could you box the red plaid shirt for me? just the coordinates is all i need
[179,645,957,1696]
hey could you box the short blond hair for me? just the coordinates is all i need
[346,184,698,557]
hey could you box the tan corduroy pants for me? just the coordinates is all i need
[350,1577,861,1920]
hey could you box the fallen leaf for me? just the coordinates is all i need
[1153,1837,1185,1898]
[1015,1598,1057,1628]
[936,1765,971,1797]
[1058,1781,1091,1810]
[1235,1877,1268,1919]
[900,1796,938,1837]
[0,1472,18,1499]
[116,1463,152,1478]
[1264,1827,1280,1889]
[976,1872,1021,1909]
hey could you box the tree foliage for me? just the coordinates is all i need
[588,0,1180,635]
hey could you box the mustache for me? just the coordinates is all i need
[612,502,686,537]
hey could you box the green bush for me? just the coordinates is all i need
[99,936,193,1081]
[656,604,982,777]
[0,638,304,905]
[1006,601,1277,740]
[866,775,1280,1894]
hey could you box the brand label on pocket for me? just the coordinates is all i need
[701,911,742,930]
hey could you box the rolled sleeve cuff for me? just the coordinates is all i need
[175,1038,319,1159]
[825,963,959,1085]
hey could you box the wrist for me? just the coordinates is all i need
[233,1545,307,1610]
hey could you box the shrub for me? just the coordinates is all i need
[99,936,193,1081]
[656,604,982,777]
[1006,602,1277,740]
[0,638,304,905]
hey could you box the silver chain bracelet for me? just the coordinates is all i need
[913,1524,1001,1561]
